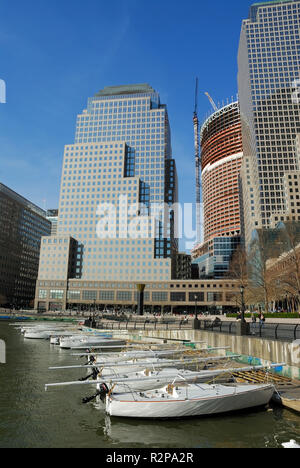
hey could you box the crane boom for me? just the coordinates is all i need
[205,92,218,112]
[194,78,201,244]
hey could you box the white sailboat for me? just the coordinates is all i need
[59,336,127,349]
[24,329,68,340]
[105,382,275,419]
[45,363,283,407]
[85,346,231,367]
[20,324,76,335]
[50,332,82,345]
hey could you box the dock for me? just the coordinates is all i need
[232,369,300,413]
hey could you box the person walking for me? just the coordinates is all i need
[259,312,265,329]
[251,313,257,334]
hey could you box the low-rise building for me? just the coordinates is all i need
[34,278,241,315]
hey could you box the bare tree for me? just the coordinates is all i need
[228,245,248,285]
[271,222,300,312]
[247,230,281,314]
[227,245,249,308]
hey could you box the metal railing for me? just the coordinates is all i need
[97,318,300,343]
[201,320,300,342]
[97,317,193,332]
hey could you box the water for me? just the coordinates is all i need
[0,322,300,448]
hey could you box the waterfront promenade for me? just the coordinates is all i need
[1,308,299,343]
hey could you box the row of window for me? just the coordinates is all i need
[38,289,235,303]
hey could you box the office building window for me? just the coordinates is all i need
[99,291,115,301]
[50,290,64,299]
[152,292,168,302]
[189,292,204,302]
[116,291,132,301]
[39,290,48,299]
[170,292,186,302]
[67,290,81,300]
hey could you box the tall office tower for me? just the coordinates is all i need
[238,0,300,247]
[35,84,178,310]
[46,209,59,235]
[191,102,243,278]
[0,183,51,306]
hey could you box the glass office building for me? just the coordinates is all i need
[35,84,178,309]
[46,209,59,235]
[238,0,300,246]
[193,237,241,279]
[0,183,51,306]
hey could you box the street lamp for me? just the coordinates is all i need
[236,285,249,336]
[240,285,246,322]
[193,294,200,330]
[136,284,146,316]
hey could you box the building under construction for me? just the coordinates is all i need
[192,100,244,278]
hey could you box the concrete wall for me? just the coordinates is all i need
[123,329,300,380]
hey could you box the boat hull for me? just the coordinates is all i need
[24,331,53,339]
[60,339,126,349]
[106,384,275,419]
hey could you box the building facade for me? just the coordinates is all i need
[238,0,300,247]
[35,278,241,314]
[192,237,241,279]
[35,84,179,308]
[268,134,300,226]
[0,183,51,306]
[46,209,59,235]
[176,252,192,279]
[192,102,243,277]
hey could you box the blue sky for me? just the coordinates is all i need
[0,0,255,249]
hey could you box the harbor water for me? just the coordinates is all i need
[0,322,300,449]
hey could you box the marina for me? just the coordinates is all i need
[1,320,300,448]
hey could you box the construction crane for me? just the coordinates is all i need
[193,78,201,244]
[205,92,218,112]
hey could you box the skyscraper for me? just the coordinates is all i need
[35,84,178,310]
[238,0,300,246]
[192,101,243,278]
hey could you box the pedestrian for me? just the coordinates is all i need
[251,313,257,334]
[236,311,242,321]
[259,312,265,328]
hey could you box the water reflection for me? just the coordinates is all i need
[102,407,300,449]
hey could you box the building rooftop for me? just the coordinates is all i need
[46,209,59,217]
[249,0,297,22]
[95,84,156,97]
[0,182,47,218]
